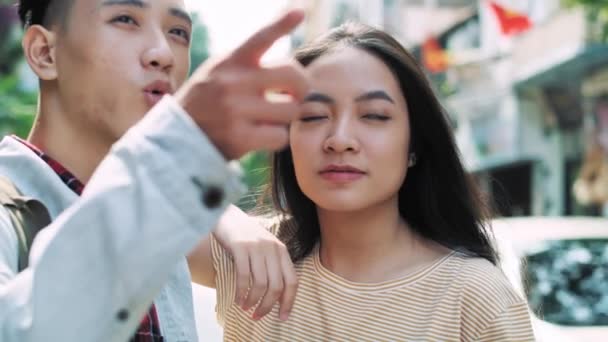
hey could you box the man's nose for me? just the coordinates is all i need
[141,34,174,72]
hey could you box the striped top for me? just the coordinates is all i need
[211,238,535,341]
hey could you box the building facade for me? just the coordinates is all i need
[297,0,608,216]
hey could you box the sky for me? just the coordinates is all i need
[186,0,293,63]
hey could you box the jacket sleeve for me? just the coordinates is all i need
[0,96,245,342]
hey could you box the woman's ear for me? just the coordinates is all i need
[21,25,58,80]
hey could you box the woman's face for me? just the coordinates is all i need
[290,46,411,212]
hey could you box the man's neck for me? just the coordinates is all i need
[28,95,112,184]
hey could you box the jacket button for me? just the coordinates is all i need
[203,186,223,208]
[116,309,129,322]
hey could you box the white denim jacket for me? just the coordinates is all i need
[0,96,244,342]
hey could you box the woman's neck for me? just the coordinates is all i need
[317,203,447,283]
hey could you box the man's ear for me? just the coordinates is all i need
[21,25,58,80]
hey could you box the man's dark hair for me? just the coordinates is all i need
[18,0,73,29]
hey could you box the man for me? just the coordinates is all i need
[0,0,307,341]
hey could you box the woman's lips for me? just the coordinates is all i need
[319,170,365,183]
[319,164,366,183]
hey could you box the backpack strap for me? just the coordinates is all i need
[0,176,51,272]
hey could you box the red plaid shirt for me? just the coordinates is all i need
[14,136,164,342]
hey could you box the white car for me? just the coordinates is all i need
[492,217,608,342]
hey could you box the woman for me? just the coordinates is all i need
[211,22,535,341]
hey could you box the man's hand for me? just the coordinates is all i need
[175,10,309,160]
[188,206,297,321]
[217,206,297,321]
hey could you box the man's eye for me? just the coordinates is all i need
[111,15,138,25]
[170,28,191,42]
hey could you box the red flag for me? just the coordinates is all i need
[489,1,532,36]
[422,36,449,73]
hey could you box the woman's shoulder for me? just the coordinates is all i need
[452,253,526,307]
[449,254,535,341]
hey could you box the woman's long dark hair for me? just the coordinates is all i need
[270,22,498,265]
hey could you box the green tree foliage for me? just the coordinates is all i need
[0,5,23,75]
[189,12,210,75]
[0,4,36,138]
[565,0,608,42]
[237,152,272,212]
[0,74,37,138]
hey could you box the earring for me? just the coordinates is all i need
[408,153,417,168]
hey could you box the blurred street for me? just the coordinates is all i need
[192,285,222,342]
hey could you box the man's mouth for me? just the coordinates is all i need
[147,89,165,96]
[143,81,172,106]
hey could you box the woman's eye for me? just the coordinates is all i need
[300,115,328,122]
[363,113,390,121]
[170,28,191,42]
[111,15,138,25]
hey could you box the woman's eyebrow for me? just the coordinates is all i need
[355,90,395,104]
[101,0,147,9]
[302,92,334,104]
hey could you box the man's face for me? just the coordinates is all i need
[53,0,191,143]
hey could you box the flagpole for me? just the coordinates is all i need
[424,0,438,45]
[425,0,437,36]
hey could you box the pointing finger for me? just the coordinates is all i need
[232,9,305,65]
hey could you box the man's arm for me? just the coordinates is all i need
[182,10,308,322]
[0,97,244,342]
[0,9,308,341]
[188,236,215,288]
[188,205,297,321]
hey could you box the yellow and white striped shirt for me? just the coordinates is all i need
[211,239,535,341]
